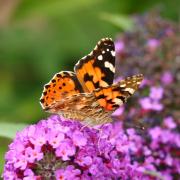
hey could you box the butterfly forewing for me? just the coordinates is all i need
[74,38,115,92]
[40,71,83,109]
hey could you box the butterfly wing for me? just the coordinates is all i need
[94,74,143,111]
[40,71,83,110]
[43,74,143,126]
[74,38,115,92]
[40,38,143,127]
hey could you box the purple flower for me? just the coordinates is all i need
[147,126,180,174]
[161,71,173,85]
[115,40,125,53]
[149,126,163,141]
[3,115,179,179]
[72,131,87,147]
[56,139,76,160]
[48,131,65,148]
[163,116,177,129]
[112,106,124,116]
[146,38,160,51]
[139,97,152,110]
[24,169,37,179]
[139,97,163,111]
[75,155,92,166]
[14,154,28,170]
[149,86,164,100]
[25,146,43,163]
[55,165,81,180]
[139,86,164,111]
[139,78,152,88]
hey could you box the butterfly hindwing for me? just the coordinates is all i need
[94,74,143,111]
[40,71,83,110]
[74,38,115,92]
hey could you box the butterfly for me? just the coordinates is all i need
[40,38,143,126]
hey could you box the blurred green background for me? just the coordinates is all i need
[0,0,179,175]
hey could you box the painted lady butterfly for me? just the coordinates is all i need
[40,38,143,126]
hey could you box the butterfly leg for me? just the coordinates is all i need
[80,117,95,131]
[92,125,104,154]
[98,128,103,154]
[80,123,90,131]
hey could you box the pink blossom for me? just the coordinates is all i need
[115,40,125,53]
[149,86,164,100]
[25,146,43,163]
[72,131,87,147]
[146,38,160,51]
[112,106,124,116]
[48,131,65,148]
[139,97,163,111]
[55,140,76,160]
[161,71,173,85]
[2,115,179,179]
[163,117,177,129]
[76,156,92,166]
[55,165,81,180]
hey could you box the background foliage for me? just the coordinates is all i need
[0,0,179,175]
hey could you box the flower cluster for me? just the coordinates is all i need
[139,86,164,111]
[2,116,140,179]
[112,11,180,180]
[114,11,180,128]
[3,115,180,179]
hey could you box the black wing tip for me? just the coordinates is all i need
[100,37,113,42]
[98,37,114,45]
[74,37,114,71]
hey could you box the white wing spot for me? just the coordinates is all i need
[98,55,103,60]
[125,88,135,94]
[89,51,93,56]
[114,98,123,106]
[107,49,109,51]
[120,84,126,87]
[104,61,115,73]
[81,56,86,60]
[94,45,98,50]
[102,51,105,54]
[111,50,115,56]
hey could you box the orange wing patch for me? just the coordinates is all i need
[94,86,123,111]
[74,38,115,92]
[75,59,107,92]
[94,74,143,111]
[40,71,83,109]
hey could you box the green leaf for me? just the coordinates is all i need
[143,170,164,180]
[0,137,11,175]
[0,122,27,139]
[100,13,134,31]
